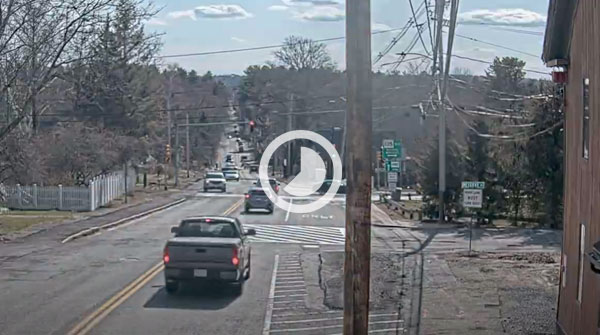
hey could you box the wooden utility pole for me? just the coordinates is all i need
[437,0,460,223]
[174,118,179,187]
[344,0,372,333]
[186,112,190,178]
[434,0,446,223]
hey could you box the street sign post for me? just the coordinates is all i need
[462,181,484,256]
[462,189,483,208]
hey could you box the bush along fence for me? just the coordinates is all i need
[1,168,136,212]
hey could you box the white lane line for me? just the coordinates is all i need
[262,254,279,335]
[270,320,402,333]
[275,280,305,284]
[285,198,293,222]
[273,294,308,298]
[273,288,307,293]
[275,285,306,289]
[270,313,399,325]
[330,327,405,335]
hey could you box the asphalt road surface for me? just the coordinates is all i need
[0,163,391,335]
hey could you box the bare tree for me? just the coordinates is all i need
[273,36,334,70]
[0,0,115,140]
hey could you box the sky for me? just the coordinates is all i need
[146,0,550,78]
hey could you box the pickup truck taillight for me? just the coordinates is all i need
[163,246,170,263]
[232,247,240,266]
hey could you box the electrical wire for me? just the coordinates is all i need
[373,1,425,65]
[408,0,430,55]
[158,27,407,59]
[451,54,550,75]
[445,31,540,59]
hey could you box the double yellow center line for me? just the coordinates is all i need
[67,198,244,335]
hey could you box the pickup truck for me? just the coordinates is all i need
[163,216,256,295]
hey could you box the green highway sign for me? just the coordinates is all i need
[382,139,403,160]
[383,148,400,159]
[462,181,485,189]
[385,160,401,172]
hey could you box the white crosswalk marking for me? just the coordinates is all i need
[245,224,345,245]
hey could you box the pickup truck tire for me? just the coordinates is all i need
[165,280,179,294]
[232,282,243,295]
[244,256,251,280]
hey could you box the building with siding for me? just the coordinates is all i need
[543,1,600,334]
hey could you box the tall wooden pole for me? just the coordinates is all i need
[344,0,372,333]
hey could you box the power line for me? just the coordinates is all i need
[158,27,406,59]
[373,1,425,65]
[446,31,540,59]
[451,54,550,75]
[408,0,430,55]
[33,105,412,123]
[423,0,435,52]
[39,93,347,118]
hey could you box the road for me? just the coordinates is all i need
[0,136,559,335]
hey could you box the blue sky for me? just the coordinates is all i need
[146,0,550,78]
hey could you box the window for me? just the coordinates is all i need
[583,78,590,159]
[577,222,586,303]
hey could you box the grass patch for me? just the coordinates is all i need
[0,211,74,234]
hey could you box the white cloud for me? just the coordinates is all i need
[296,6,345,21]
[372,22,391,32]
[168,10,196,20]
[268,5,289,11]
[168,5,253,20]
[146,18,168,26]
[283,0,341,7]
[459,8,546,27]
[231,37,247,43]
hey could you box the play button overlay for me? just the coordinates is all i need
[259,130,342,214]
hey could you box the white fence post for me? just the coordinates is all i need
[33,184,38,208]
[17,184,22,207]
[58,185,63,210]
[89,180,94,211]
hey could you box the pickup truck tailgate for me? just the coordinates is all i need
[167,237,239,263]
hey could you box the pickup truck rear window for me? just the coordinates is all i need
[178,220,239,238]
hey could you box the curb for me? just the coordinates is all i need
[61,198,187,244]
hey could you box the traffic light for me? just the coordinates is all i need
[249,120,255,132]
[165,144,171,163]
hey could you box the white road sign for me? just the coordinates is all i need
[382,139,394,149]
[387,172,398,183]
[463,189,483,208]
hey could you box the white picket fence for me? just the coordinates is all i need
[1,168,136,212]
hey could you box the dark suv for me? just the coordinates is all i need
[244,187,273,214]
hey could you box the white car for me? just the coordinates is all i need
[222,168,240,181]
[204,172,227,192]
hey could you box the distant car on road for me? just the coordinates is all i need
[317,179,346,194]
[254,178,280,194]
[163,216,255,295]
[222,167,240,181]
[249,164,259,173]
[245,187,273,214]
[204,172,226,192]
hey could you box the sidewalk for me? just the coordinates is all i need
[1,178,200,243]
